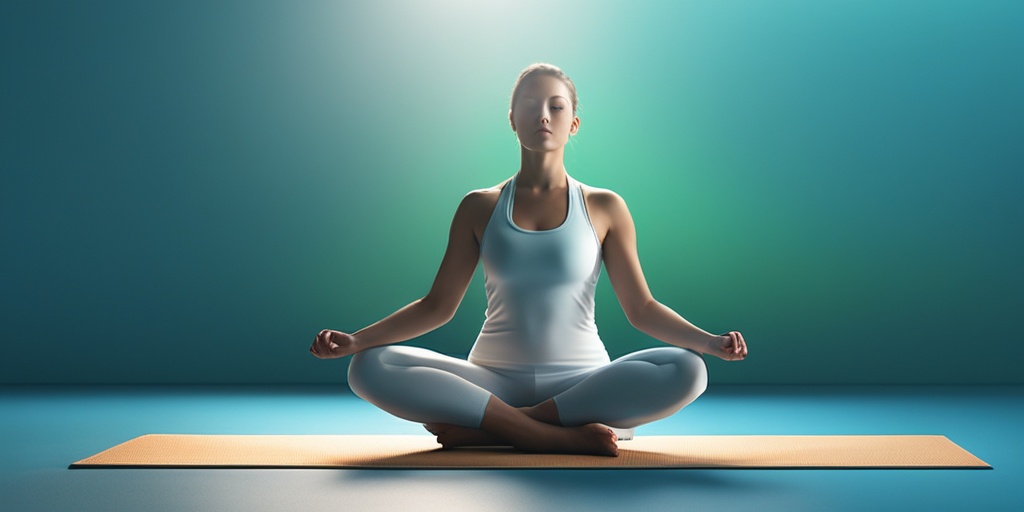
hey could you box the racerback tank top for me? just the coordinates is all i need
[468,172,612,371]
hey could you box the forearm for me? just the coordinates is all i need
[351,297,452,351]
[629,299,720,354]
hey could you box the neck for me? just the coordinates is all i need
[517,145,568,189]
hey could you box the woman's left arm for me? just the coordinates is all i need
[596,190,747,361]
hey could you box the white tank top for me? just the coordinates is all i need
[468,172,612,371]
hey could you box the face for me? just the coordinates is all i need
[509,74,580,152]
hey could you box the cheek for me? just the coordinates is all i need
[511,110,527,128]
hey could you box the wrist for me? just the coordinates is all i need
[350,332,369,353]
[700,333,723,354]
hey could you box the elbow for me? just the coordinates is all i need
[420,295,458,326]
[438,306,457,325]
[624,298,655,330]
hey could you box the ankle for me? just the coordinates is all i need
[520,400,561,425]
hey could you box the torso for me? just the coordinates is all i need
[467,172,611,370]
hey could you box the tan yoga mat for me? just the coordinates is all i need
[70,434,990,469]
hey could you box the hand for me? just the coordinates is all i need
[309,329,358,359]
[708,331,748,361]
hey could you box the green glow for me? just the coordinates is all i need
[2,0,1021,384]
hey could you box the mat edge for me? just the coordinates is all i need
[68,434,991,470]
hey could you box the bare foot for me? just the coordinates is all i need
[424,423,509,449]
[514,423,619,457]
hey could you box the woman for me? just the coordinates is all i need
[310,63,747,457]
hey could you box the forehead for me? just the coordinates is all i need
[515,74,571,101]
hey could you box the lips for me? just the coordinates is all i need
[537,128,552,134]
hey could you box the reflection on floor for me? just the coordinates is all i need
[2,385,1021,512]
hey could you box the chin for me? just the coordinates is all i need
[522,140,565,152]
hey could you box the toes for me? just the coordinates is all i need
[605,429,620,456]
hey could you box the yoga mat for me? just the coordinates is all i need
[70,435,990,469]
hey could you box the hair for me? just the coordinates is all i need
[509,63,579,116]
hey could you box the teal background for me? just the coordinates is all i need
[2,0,1021,384]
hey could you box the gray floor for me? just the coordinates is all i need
[2,385,1021,511]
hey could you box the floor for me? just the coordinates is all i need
[2,385,1021,512]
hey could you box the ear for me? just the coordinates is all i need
[509,109,516,132]
[570,116,580,135]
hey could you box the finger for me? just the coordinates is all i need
[734,332,745,357]
[319,330,333,347]
[726,332,741,360]
[320,329,335,347]
[324,331,340,352]
[734,331,747,357]
[312,331,328,356]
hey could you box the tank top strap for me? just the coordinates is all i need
[566,174,582,213]
[567,174,595,231]
[502,172,519,223]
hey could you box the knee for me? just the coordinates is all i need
[662,348,709,403]
[596,347,709,428]
[346,346,395,400]
[684,349,709,393]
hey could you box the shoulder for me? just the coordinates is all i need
[458,178,510,214]
[578,181,634,242]
[579,182,629,215]
[451,178,512,241]
[462,178,509,204]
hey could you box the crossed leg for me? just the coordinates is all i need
[423,397,563,449]
[425,347,708,449]
[347,345,707,456]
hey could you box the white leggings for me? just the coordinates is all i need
[347,345,708,430]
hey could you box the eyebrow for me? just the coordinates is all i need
[521,95,570,102]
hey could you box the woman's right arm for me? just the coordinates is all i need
[310,191,486,359]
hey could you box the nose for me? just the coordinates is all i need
[539,106,550,124]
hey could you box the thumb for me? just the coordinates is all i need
[325,332,339,350]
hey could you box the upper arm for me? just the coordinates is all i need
[596,190,655,323]
[421,191,487,319]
